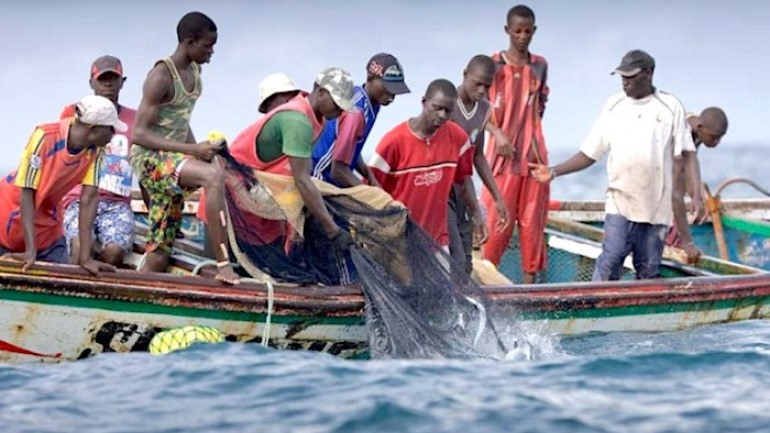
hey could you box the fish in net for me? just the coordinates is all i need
[218,151,511,359]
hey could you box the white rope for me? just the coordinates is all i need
[191,259,217,276]
[261,279,274,347]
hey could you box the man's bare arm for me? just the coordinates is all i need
[289,156,340,237]
[132,65,214,159]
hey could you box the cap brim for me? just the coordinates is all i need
[611,67,641,77]
[93,68,124,79]
[113,118,128,133]
[331,94,357,113]
[382,80,410,95]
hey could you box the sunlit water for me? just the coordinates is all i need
[2,321,770,433]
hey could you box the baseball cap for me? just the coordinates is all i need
[366,53,410,95]
[611,49,655,77]
[75,95,128,132]
[258,73,300,113]
[315,67,356,112]
[91,55,124,79]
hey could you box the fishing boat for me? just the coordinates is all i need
[549,178,770,271]
[1,201,768,363]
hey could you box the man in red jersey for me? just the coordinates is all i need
[0,95,126,275]
[481,4,550,283]
[369,79,473,249]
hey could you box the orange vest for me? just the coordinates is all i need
[228,93,325,175]
[197,94,325,246]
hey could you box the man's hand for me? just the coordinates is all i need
[79,258,117,277]
[330,229,355,252]
[691,197,708,224]
[682,242,703,265]
[493,131,515,159]
[190,141,222,162]
[2,251,36,272]
[528,163,555,183]
[472,218,489,248]
[493,199,510,233]
[367,172,382,189]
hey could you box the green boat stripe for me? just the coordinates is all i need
[0,289,363,326]
[516,295,770,320]
[722,215,770,237]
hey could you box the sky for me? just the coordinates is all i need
[1,0,768,196]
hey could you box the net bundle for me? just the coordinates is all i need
[218,152,508,359]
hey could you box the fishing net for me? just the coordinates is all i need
[217,151,509,360]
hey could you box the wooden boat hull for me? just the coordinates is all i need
[1,221,768,364]
[549,199,770,271]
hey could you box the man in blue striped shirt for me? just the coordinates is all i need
[311,53,410,187]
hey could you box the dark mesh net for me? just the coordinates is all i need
[218,152,509,359]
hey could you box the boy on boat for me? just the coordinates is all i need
[669,107,729,261]
[60,55,137,268]
[481,4,551,284]
[369,79,473,251]
[0,95,126,275]
[130,11,240,285]
[447,54,510,274]
[529,50,701,280]
[311,53,410,188]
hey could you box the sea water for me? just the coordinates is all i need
[0,144,768,433]
[1,321,770,433]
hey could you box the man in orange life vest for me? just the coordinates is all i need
[0,95,126,276]
[198,68,357,282]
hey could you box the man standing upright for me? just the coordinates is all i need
[312,53,410,188]
[131,11,239,284]
[530,50,701,281]
[481,5,551,284]
[60,55,137,268]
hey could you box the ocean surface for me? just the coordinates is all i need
[2,321,770,433]
[0,144,767,433]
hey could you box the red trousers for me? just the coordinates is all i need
[481,173,549,272]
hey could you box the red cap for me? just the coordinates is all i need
[91,55,124,79]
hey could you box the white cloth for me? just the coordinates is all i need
[580,90,696,226]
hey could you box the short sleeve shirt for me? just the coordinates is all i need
[580,90,695,225]
[256,111,314,162]
[0,120,101,251]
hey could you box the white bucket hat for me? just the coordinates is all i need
[258,73,300,113]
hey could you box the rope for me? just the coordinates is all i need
[261,279,274,348]
[715,177,770,198]
[191,259,217,276]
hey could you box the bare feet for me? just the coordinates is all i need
[215,263,241,285]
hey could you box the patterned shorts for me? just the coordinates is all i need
[131,148,192,254]
[64,200,135,253]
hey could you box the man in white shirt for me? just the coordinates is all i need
[530,50,703,280]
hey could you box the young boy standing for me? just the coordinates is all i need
[481,4,550,284]
[447,55,510,274]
